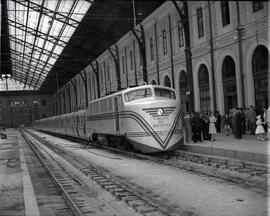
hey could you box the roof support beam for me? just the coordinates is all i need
[10,0,80,28]
[24,0,46,89]
[33,0,80,89]
[108,44,121,91]
[7,19,67,47]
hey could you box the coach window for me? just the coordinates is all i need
[154,88,176,99]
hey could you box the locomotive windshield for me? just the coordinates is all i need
[154,87,176,99]
[124,88,152,102]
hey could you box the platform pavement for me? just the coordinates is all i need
[183,131,269,164]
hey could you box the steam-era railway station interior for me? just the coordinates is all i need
[0,1,269,215]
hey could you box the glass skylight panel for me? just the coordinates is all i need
[4,0,92,92]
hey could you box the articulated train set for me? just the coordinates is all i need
[33,85,183,153]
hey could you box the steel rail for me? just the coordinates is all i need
[21,131,84,216]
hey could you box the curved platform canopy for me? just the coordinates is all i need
[1,0,165,94]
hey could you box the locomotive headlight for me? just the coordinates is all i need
[157,108,164,116]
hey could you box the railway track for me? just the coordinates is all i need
[23,129,192,216]
[22,131,90,216]
[30,129,268,192]
[100,145,268,192]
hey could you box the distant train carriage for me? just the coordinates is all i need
[33,85,183,153]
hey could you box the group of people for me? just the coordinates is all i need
[182,105,270,143]
[223,105,270,141]
[183,110,221,143]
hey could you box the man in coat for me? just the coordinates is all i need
[183,112,192,143]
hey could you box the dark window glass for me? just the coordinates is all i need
[221,1,230,26]
[164,76,171,87]
[252,2,263,13]
[180,71,187,90]
[252,45,268,74]
[130,50,133,70]
[178,22,184,47]
[197,7,204,38]
[122,56,125,74]
[151,80,157,85]
[124,88,152,102]
[155,88,176,99]
[222,56,236,80]
[150,38,154,61]
[41,99,46,106]
[107,63,110,81]
[162,30,167,55]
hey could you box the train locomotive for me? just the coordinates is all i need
[33,85,183,153]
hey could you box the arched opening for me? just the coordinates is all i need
[179,70,188,113]
[164,75,171,87]
[252,45,269,113]
[222,56,237,112]
[151,80,157,85]
[198,64,210,115]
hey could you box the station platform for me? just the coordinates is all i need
[183,132,269,164]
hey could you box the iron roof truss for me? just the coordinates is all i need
[6,0,91,90]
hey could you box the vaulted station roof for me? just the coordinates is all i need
[1,0,165,94]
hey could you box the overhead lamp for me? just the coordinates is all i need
[1,74,11,79]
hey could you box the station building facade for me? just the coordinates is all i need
[52,1,269,117]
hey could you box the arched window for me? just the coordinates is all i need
[252,45,269,113]
[151,80,157,85]
[222,56,236,80]
[164,75,171,87]
[198,64,210,114]
[222,56,237,112]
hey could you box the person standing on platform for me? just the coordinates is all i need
[224,113,231,136]
[255,114,265,140]
[209,112,217,141]
[215,111,221,133]
[240,108,246,134]
[249,106,257,135]
[192,112,203,142]
[183,112,192,143]
[202,113,210,141]
[234,108,243,139]
[266,105,270,138]
[262,107,267,132]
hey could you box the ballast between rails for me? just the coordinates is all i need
[33,85,184,153]
[21,130,84,216]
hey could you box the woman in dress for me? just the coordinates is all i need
[209,112,217,141]
[255,114,265,141]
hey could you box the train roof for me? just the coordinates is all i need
[88,85,175,104]
[34,109,86,122]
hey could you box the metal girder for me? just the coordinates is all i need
[7,19,67,47]
[9,47,54,68]
[33,0,80,88]
[10,0,80,28]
